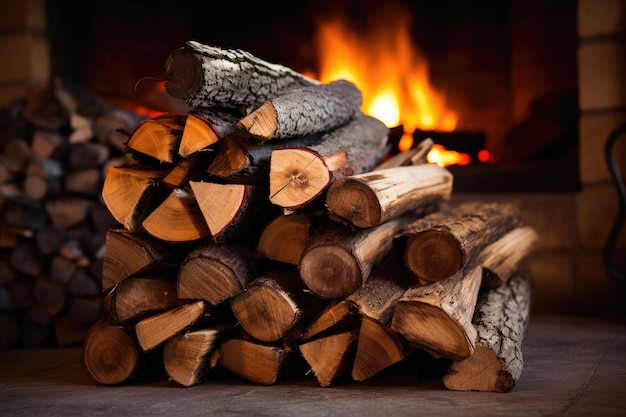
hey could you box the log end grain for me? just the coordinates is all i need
[165,47,203,102]
[405,229,464,282]
[326,178,381,228]
[299,245,362,299]
[442,343,514,392]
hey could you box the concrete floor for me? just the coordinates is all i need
[1,315,625,417]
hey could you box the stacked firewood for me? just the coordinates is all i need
[82,41,539,392]
[0,78,145,348]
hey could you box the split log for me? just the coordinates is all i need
[135,300,209,351]
[230,268,325,343]
[165,40,318,109]
[326,164,453,228]
[238,80,362,141]
[298,329,359,387]
[298,207,445,299]
[125,117,184,164]
[404,202,521,282]
[269,114,390,211]
[189,181,275,243]
[349,255,418,381]
[177,242,258,305]
[45,197,91,230]
[101,166,169,231]
[109,276,179,324]
[162,323,233,387]
[390,265,483,361]
[101,229,176,292]
[82,319,147,385]
[178,110,239,158]
[478,226,539,289]
[206,130,324,183]
[443,273,531,392]
[255,211,318,265]
[218,338,303,385]
[161,158,203,189]
[141,188,211,243]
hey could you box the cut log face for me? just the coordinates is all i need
[326,164,453,228]
[109,277,179,324]
[101,229,175,292]
[255,212,317,265]
[229,268,324,343]
[178,113,220,158]
[443,274,531,392]
[300,299,361,342]
[101,167,169,231]
[162,324,232,387]
[126,119,183,164]
[218,338,302,385]
[390,265,483,361]
[135,300,207,351]
[177,243,257,305]
[141,188,211,243]
[82,320,146,385]
[165,41,318,109]
[404,202,521,282]
[298,329,359,387]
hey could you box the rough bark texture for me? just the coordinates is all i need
[269,113,390,211]
[443,273,531,392]
[238,80,362,141]
[326,164,453,228]
[165,41,318,110]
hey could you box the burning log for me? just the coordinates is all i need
[238,80,362,141]
[165,40,318,110]
[325,164,453,228]
[268,113,390,211]
[443,273,531,392]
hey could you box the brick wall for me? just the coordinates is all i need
[0,0,49,107]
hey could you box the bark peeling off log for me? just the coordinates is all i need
[165,41,318,109]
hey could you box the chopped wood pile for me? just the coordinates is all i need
[3,40,539,392]
[0,78,144,348]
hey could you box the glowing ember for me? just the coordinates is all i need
[310,4,478,166]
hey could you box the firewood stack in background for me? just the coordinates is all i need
[2,40,540,393]
[0,78,144,349]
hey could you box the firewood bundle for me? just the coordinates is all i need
[0,78,144,349]
[82,41,539,392]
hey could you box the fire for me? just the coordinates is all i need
[311,4,471,167]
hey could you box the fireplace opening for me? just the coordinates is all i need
[45,0,580,193]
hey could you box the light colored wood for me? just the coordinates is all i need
[162,324,232,387]
[255,212,316,265]
[101,166,169,231]
[478,226,539,289]
[404,202,521,282]
[373,138,434,170]
[326,164,453,228]
[135,300,207,352]
[268,114,390,211]
[178,112,232,158]
[218,338,302,385]
[299,329,359,387]
[141,189,211,243]
[443,274,531,392]
[238,80,362,141]
[390,265,483,361]
[126,118,183,164]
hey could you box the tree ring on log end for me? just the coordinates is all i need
[299,245,361,298]
[165,47,203,101]
[405,229,464,282]
[177,259,242,305]
[326,178,381,228]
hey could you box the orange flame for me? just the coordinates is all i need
[311,5,472,166]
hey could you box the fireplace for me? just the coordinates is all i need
[1,0,625,319]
